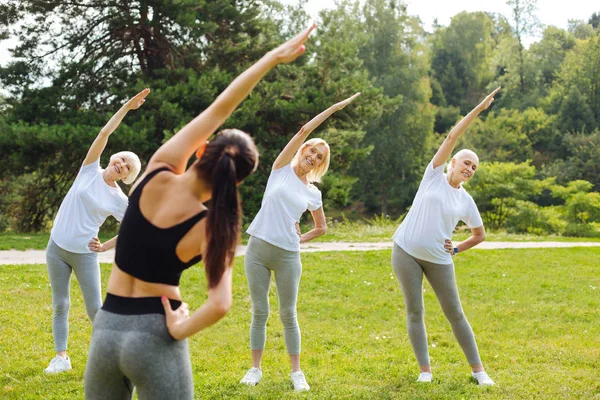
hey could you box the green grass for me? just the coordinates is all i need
[2,226,600,251]
[1,248,599,399]
[0,232,117,251]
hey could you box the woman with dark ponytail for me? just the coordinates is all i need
[84,25,316,400]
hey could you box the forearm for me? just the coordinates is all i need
[180,53,278,139]
[433,105,483,167]
[456,234,485,253]
[300,227,327,244]
[101,235,119,251]
[154,53,279,169]
[301,104,340,136]
[445,105,483,144]
[178,299,231,338]
[100,105,129,136]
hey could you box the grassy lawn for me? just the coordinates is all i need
[2,226,600,251]
[1,248,599,399]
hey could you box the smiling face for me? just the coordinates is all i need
[450,151,479,184]
[106,155,133,182]
[298,143,327,174]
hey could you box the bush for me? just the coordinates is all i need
[562,222,600,237]
[506,201,565,235]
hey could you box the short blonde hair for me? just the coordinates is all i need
[446,149,479,177]
[110,151,142,184]
[292,138,331,183]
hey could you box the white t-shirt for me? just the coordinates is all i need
[247,163,323,252]
[392,160,483,264]
[50,160,129,254]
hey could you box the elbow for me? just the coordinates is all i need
[476,233,486,244]
[312,226,327,238]
[211,297,232,318]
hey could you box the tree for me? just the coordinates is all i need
[349,0,434,216]
[0,0,384,230]
[568,19,595,39]
[588,12,600,29]
[506,0,541,92]
[430,12,496,113]
[558,86,596,134]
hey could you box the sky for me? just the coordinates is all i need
[1,0,598,67]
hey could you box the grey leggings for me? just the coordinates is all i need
[391,243,482,366]
[84,305,193,400]
[244,236,302,355]
[46,237,102,352]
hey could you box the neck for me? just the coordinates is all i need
[182,169,212,203]
[292,162,308,183]
[447,174,461,189]
[103,170,118,187]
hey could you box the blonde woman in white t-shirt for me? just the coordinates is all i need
[44,89,147,374]
[391,87,501,386]
[240,92,360,391]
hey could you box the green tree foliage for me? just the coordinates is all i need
[528,26,576,94]
[468,161,539,229]
[349,0,434,216]
[430,12,496,112]
[469,161,599,236]
[0,0,382,231]
[457,107,555,163]
[557,86,596,133]
[546,34,600,129]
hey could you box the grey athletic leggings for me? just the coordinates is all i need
[391,243,482,366]
[84,295,193,400]
[244,236,302,355]
[46,237,102,352]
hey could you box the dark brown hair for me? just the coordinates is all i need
[195,129,258,288]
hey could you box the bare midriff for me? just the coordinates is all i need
[106,264,182,300]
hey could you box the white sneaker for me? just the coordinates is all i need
[44,355,72,374]
[416,372,433,382]
[290,370,310,391]
[240,367,262,386]
[472,371,495,386]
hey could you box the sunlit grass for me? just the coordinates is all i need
[1,248,598,399]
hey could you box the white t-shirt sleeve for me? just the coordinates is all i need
[113,197,128,222]
[74,159,101,183]
[422,160,445,182]
[463,196,483,229]
[307,189,322,212]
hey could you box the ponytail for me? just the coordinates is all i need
[195,129,258,289]
[205,150,240,288]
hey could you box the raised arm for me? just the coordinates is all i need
[432,87,500,169]
[273,92,360,170]
[82,88,150,166]
[148,24,317,174]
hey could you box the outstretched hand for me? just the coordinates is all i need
[269,23,317,64]
[334,92,361,111]
[477,87,501,111]
[161,296,190,340]
[125,88,151,110]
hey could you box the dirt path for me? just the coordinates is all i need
[1,241,599,265]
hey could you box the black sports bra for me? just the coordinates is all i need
[115,167,206,286]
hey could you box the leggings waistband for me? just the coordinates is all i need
[102,293,182,316]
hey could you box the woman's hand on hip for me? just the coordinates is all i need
[161,297,190,340]
[88,237,106,252]
[443,239,456,256]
